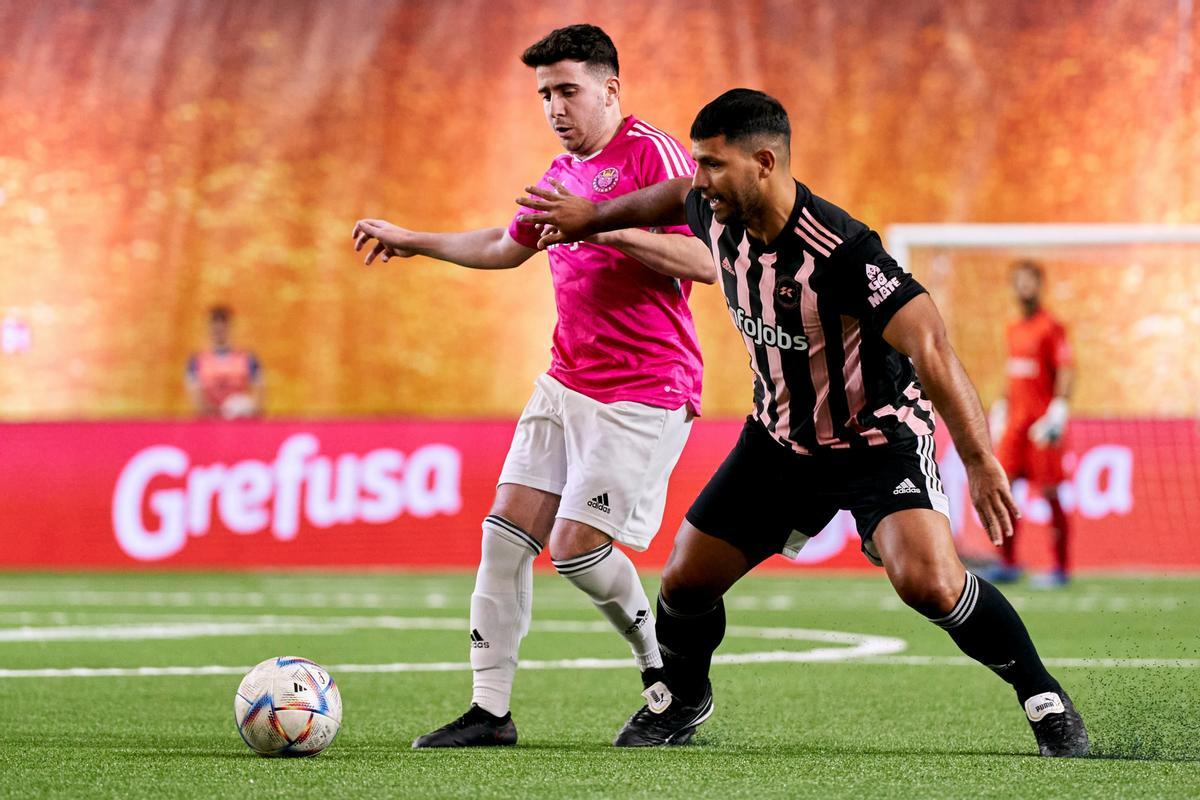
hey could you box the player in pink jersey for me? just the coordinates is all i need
[352,25,712,747]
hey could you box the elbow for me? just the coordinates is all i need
[493,252,527,270]
[905,331,952,374]
[687,254,719,285]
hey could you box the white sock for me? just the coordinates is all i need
[469,515,540,716]
[552,542,663,671]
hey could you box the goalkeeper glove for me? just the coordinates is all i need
[1029,397,1069,445]
[988,398,1007,442]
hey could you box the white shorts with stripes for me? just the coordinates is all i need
[497,374,693,551]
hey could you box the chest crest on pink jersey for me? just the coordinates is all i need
[592,167,620,193]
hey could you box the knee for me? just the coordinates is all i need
[891,565,965,616]
[660,561,722,613]
[548,523,610,562]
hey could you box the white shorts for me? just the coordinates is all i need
[497,374,693,551]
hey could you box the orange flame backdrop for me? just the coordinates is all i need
[1,1,1197,418]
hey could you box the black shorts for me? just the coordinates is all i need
[685,418,950,567]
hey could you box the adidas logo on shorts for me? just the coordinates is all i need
[587,492,612,514]
[893,478,921,495]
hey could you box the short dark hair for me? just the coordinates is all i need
[521,24,619,77]
[690,88,791,149]
[209,305,232,323]
[1012,259,1044,281]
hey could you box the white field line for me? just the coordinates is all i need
[0,613,1195,678]
[727,595,1194,613]
[0,618,905,678]
[3,656,1197,680]
[0,617,887,643]
[851,655,1200,668]
[0,617,904,648]
[0,589,1190,613]
[0,617,462,642]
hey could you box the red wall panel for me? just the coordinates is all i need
[1,418,1194,570]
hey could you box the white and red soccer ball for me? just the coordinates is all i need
[234,656,342,757]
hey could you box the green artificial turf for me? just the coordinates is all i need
[0,572,1196,799]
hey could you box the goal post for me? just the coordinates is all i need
[880,223,1200,570]
[886,224,1200,277]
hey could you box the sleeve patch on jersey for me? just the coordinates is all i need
[866,264,903,308]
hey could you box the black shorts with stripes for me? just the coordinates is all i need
[685,417,950,567]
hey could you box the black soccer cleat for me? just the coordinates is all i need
[613,680,714,747]
[412,704,518,748]
[1024,690,1089,757]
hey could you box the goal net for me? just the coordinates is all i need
[886,224,1200,570]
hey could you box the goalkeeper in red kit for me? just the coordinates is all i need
[987,260,1074,586]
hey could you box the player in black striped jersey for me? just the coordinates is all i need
[518,88,1087,757]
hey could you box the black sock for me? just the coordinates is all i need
[656,593,725,704]
[928,572,1060,702]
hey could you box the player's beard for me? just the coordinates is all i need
[719,184,765,229]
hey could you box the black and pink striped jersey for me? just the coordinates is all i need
[686,181,933,453]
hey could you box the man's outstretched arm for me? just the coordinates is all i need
[883,294,1021,545]
[595,229,716,284]
[352,220,535,270]
[516,177,692,249]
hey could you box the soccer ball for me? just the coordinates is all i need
[234,656,343,757]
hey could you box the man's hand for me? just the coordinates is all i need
[881,295,1021,547]
[966,453,1022,546]
[352,219,418,265]
[515,178,599,249]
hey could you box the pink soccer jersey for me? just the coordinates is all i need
[508,115,704,414]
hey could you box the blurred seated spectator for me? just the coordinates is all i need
[185,305,263,418]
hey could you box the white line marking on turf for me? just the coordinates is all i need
[0,589,1191,613]
[0,618,906,677]
[2,655,1197,680]
[0,617,452,642]
[2,610,1196,678]
[855,656,1200,669]
[0,617,905,654]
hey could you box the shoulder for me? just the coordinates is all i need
[807,189,868,242]
[625,117,689,148]
[623,118,694,181]
[797,185,871,261]
[1043,314,1068,338]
